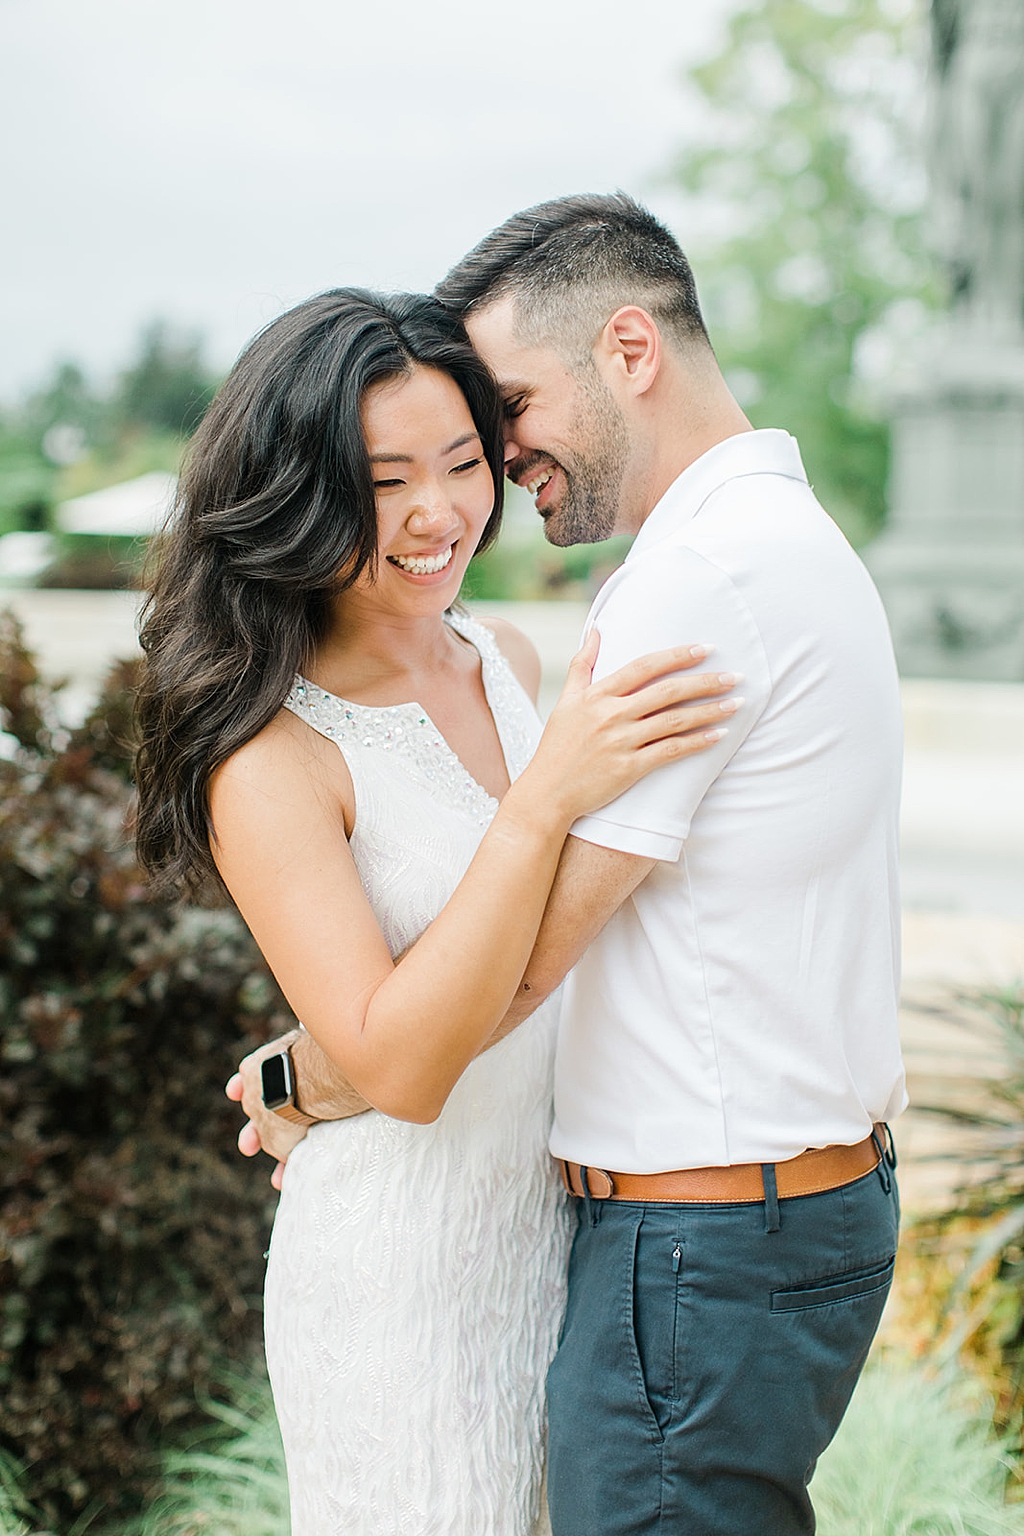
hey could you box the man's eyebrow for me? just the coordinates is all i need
[369,432,481,465]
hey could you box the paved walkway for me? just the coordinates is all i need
[1,587,141,723]
[4,587,1022,1214]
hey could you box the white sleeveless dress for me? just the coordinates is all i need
[263,612,570,1536]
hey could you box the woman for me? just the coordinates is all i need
[134,290,734,1534]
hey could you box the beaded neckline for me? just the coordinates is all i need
[282,612,537,826]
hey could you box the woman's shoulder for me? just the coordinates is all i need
[472,614,541,706]
[209,705,354,825]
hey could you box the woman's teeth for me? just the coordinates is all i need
[526,470,554,497]
[389,546,454,576]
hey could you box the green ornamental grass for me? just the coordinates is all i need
[137,1380,287,1536]
[813,1361,1024,1536]
[0,1449,42,1536]
[127,1357,1024,1536]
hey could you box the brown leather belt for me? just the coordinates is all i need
[559,1126,888,1204]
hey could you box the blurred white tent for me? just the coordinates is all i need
[0,530,56,582]
[57,471,177,537]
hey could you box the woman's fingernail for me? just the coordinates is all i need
[717,671,744,686]
[689,643,715,658]
[704,726,728,742]
[719,696,744,714]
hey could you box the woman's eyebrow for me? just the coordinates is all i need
[369,433,481,465]
[443,432,482,455]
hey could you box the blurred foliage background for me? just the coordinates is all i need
[469,0,935,594]
[0,617,288,1529]
[671,0,934,547]
[0,322,214,528]
[0,0,934,602]
[0,325,215,588]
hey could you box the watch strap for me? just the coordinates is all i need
[271,1099,319,1127]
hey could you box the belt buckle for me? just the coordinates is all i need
[581,1167,614,1200]
[561,1162,615,1200]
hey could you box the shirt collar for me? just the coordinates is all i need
[627,429,808,562]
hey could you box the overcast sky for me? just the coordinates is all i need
[0,0,738,399]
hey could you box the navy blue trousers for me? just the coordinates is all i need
[546,1162,899,1535]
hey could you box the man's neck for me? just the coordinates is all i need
[625,372,754,535]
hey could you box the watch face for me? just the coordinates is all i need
[261,1052,293,1111]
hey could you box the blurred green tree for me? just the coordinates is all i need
[24,360,102,444]
[673,0,935,544]
[0,434,54,538]
[0,363,102,535]
[113,321,216,438]
[0,326,219,549]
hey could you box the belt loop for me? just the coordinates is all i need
[579,1166,602,1227]
[762,1163,780,1233]
[870,1129,892,1194]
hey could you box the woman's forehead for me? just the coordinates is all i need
[361,366,476,454]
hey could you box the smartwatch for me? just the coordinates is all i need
[260,1048,319,1126]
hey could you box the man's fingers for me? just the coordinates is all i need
[225,1072,244,1102]
[237,1121,262,1157]
[271,1161,286,1192]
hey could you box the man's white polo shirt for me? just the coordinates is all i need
[551,429,907,1174]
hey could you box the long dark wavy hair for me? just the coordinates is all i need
[134,289,505,897]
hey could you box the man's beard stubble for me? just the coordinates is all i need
[542,373,631,549]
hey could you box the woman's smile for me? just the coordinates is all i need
[357,364,496,605]
[386,543,456,578]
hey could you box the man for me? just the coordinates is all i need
[233,193,905,1534]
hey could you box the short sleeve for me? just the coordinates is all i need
[570,545,772,860]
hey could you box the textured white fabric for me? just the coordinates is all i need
[555,430,908,1173]
[267,612,567,1536]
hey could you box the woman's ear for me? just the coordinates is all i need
[596,306,662,397]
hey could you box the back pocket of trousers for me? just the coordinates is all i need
[771,1254,895,1313]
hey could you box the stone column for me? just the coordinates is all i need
[866,0,1024,679]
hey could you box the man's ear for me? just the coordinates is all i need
[596,306,662,396]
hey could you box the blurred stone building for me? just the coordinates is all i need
[868,0,1024,679]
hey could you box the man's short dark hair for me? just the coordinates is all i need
[434,192,710,359]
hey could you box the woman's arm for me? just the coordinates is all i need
[223,618,551,1168]
[226,839,656,1181]
[213,637,735,1125]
